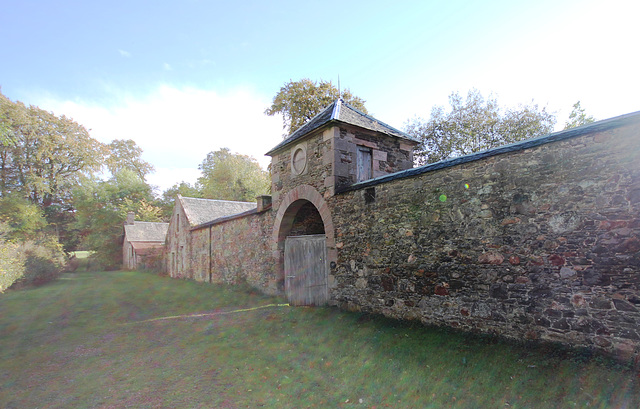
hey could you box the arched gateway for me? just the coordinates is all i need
[265,99,418,306]
[272,185,336,306]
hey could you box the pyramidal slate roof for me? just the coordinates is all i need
[178,195,256,227]
[266,99,418,155]
[124,221,169,242]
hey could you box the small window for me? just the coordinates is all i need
[364,187,376,204]
[357,147,373,182]
[177,213,180,232]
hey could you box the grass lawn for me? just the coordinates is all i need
[70,251,93,259]
[1,271,638,408]
[68,251,97,272]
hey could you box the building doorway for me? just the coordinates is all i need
[273,185,336,306]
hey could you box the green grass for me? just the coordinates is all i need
[70,251,93,259]
[1,271,638,408]
[68,250,97,272]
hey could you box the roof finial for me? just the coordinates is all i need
[337,75,341,101]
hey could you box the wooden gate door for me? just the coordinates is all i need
[284,235,329,306]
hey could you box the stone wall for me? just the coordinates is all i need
[122,238,135,270]
[271,128,331,209]
[189,227,210,282]
[166,200,191,278]
[331,124,415,193]
[167,110,640,362]
[270,124,416,211]
[194,208,279,295]
[329,121,640,361]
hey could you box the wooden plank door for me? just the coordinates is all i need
[284,235,329,306]
[357,146,372,182]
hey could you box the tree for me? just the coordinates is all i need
[0,194,47,241]
[159,181,201,219]
[0,196,65,290]
[0,232,24,292]
[0,91,106,206]
[74,169,157,269]
[0,91,107,251]
[106,139,155,180]
[162,181,201,201]
[197,148,270,202]
[406,89,556,165]
[0,108,9,145]
[564,101,595,130]
[265,78,368,136]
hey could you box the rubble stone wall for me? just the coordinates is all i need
[329,122,640,361]
[166,200,192,279]
[189,227,210,282]
[203,209,279,295]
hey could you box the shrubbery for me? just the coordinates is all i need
[0,223,66,292]
[18,238,66,287]
[0,239,25,292]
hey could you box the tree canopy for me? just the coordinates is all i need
[73,169,160,269]
[0,92,106,207]
[158,181,201,219]
[405,89,556,165]
[564,101,596,130]
[265,78,368,136]
[0,91,160,270]
[0,194,47,241]
[0,91,110,251]
[106,139,155,180]
[197,148,270,202]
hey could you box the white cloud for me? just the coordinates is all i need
[163,62,172,71]
[117,49,131,58]
[461,0,640,126]
[36,85,284,193]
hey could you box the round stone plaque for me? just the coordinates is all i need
[291,146,307,175]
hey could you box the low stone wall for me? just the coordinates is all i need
[194,208,279,295]
[329,121,640,361]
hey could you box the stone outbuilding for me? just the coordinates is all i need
[165,195,256,278]
[122,212,169,271]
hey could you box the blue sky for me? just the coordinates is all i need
[1,0,638,193]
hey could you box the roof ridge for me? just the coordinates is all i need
[266,98,417,155]
[340,100,415,140]
[330,98,341,120]
[180,196,254,205]
[289,100,336,135]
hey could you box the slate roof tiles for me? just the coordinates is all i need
[124,222,169,242]
[266,99,417,155]
[178,195,257,227]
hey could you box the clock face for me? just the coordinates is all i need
[291,146,307,175]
